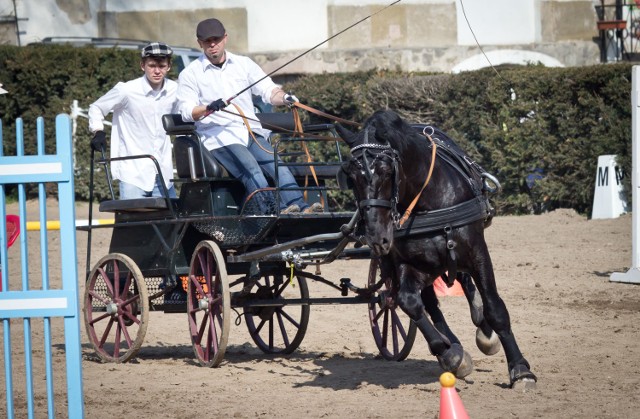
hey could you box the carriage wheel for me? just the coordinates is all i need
[368,258,417,361]
[187,240,230,367]
[84,253,149,363]
[244,271,310,354]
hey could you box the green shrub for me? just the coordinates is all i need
[0,44,633,216]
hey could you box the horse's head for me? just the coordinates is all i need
[336,112,406,256]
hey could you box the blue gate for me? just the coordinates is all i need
[0,115,84,418]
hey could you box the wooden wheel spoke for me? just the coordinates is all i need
[98,317,115,347]
[381,309,389,347]
[275,311,291,347]
[87,288,111,306]
[88,311,111,326]
[121,308,140,326]
[117,317,134,346]
[390,309,408,340]
[196,313,209,345]
[276,308,300,329]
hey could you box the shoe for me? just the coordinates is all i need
[281,204,300,214]
[302,202,324,214]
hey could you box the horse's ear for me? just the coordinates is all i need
[335,123,358,148]
[337,163,354,190]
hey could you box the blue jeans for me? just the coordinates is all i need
[119,174,177,199]
[211,134,305,213]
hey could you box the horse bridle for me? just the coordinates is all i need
[350,141,402,228]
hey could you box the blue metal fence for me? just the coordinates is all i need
[0,115,84,418]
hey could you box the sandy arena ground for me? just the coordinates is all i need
[1,199,639,418]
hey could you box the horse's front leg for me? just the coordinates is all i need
[395,266,473,378]
[420,284,474,378]
[457,272,500,355]
[471,247,537,390]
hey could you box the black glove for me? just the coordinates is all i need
[91,131,106,152]
[206,99,227,113]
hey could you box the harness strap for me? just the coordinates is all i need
[444,224,457,286]
[292,107,321,203]
[231,103,276,155]
[398,133,437,227]
[293,102,361,127]
[359,198,393,209]
[395,196,492,237]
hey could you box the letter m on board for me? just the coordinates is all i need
[597,166,609,187]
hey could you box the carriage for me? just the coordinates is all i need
[78,111,417,367]
[79,108,536,389]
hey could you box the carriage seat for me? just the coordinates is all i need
[162,114,228,179]
[286,164,342,179]
[99,197,177,213]
[255,112,296,133]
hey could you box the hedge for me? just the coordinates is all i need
[0,44,633,216]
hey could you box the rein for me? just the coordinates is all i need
[398,130,437,227]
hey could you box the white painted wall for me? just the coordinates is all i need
[16,0,540,49]
[247,2,328,52]
[455,0,539,45]
[16,0,100,44]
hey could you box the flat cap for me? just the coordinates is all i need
[141,42,173,58]
[197,18,226,40]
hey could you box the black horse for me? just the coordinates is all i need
[336,110,536,389]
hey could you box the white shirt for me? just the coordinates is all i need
[176,51,277,151]
[88,76,177,191]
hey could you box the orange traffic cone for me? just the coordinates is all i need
[439,372,470,419]
[434,276,464,297]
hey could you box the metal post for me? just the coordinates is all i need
[611,65,640,283]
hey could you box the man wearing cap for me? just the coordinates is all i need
[176,18,323,214]
[88,42,178,199]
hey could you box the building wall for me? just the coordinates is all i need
[5,0,602,73]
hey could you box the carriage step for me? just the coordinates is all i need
[99,197,177,213]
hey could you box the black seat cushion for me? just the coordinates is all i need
[162,114,196,136]
[174,135,228,178]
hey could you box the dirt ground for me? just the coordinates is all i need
[2,199,639,418]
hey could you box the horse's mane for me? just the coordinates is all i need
[364,110,429,156]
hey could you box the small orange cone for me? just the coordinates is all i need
[434,276,464,297]
[439,372,470,419]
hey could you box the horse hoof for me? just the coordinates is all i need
[511,377,537,392]
[437,344,474,378]
[455,350,474,378]
[510,364,537,391]
[476,328,500,356]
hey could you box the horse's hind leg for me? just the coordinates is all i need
[457,272,500,355]
[471,247,537,389]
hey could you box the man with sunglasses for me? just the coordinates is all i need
[176,18,322,215]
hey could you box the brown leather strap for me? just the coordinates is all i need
[292,108,323,204]
[220,108,343,142]
[293,102,361,127]
[398,133,437,227]
[232,103,276,155]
